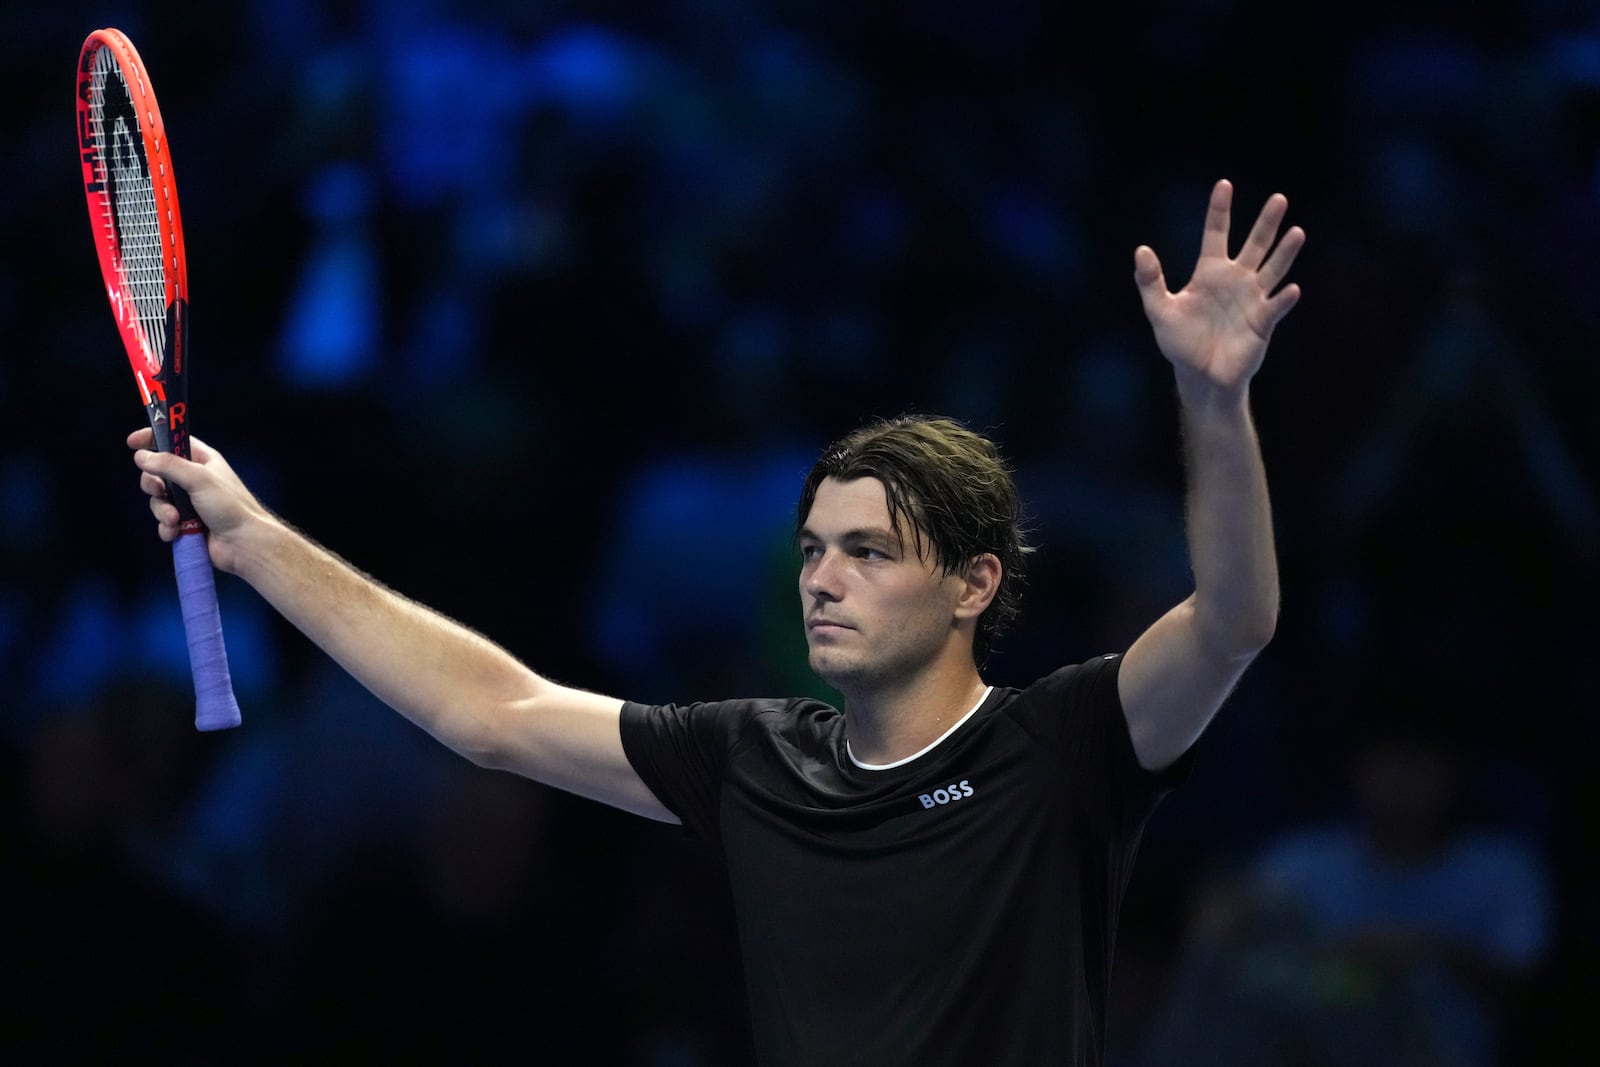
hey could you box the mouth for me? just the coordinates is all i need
[807,618,853,634]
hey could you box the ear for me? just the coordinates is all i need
[953,554,1002,622]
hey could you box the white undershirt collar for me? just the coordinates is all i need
[846,686,994,771]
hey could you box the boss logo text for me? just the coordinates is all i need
[919,780,975,808]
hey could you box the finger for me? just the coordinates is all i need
[1198,179,1233,262]
[1262,282,1302,328]
[1133,244,1166,287]
[149,492,182,530]
[1132,245,1168,315]
[128,427,218,465]
[1237,193,1289,270]
[140,471,169,500]
[1257,225,1305,293]
[134,447,203,493]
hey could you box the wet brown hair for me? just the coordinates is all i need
[796,415,1032,663]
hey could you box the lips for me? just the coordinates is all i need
[807,618,853,633]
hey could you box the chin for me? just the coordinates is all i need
[809,650,863,689]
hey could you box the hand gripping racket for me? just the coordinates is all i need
[78,28,241,730]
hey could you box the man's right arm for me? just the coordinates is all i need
[129,428,677,824]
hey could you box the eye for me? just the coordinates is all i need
[800,543,823,561]
[855,546,887,561]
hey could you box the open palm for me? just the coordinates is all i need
[1135,180,1304,394]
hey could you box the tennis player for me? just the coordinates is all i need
[131,178,1302,1065]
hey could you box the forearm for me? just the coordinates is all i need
[1117,181,1297,767]
[129,432,662,813]
[1177,377,1279,656]
[231,514,541,762]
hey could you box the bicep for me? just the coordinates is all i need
[487,682,680,824]
[1118,595,1259,772]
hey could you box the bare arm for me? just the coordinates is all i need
[130,428,675,823]
[1118,180,1303,771]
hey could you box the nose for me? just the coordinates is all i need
[803,548,842,602]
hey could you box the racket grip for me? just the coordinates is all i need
[172,531,242,731]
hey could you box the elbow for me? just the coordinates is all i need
[1229,607,1277,660]
[1195,601,1277,662]
[435,709,513,771]
[460,737,504,770]
[449,692,546,774]
[1239,608,1278,656]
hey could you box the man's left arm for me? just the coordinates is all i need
[1118,179,1304,772]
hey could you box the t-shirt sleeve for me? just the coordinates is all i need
[619,698,752,841]
[1021,653,1194,837]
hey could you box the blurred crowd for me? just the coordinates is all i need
[4,1,1597,1062]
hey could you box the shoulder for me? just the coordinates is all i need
[992,653,1125,735]
[616,695,845,832]
[735,696,845,752]
[1030,653,1122,687]
[622,695,841,752]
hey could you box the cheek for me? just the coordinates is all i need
[884,579,955,629]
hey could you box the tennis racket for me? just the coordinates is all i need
[78,28,241,731]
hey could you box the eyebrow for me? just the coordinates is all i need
[797,526,901,548]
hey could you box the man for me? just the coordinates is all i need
[131,179,1302,1064]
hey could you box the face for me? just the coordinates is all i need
[797,477,969,692]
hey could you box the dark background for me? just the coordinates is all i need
[3,0,1596,1062]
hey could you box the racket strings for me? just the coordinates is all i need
[87,45,169,370]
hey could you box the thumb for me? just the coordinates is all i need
[187,434,220,464]
[1132,245,1168,315]
[134,446,205,491]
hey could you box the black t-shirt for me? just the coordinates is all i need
[619,653,1187,1066]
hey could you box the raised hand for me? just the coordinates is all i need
[129,427,265,574]
[1133,179,1304,399]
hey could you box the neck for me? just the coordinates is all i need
[842,661,989,766]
